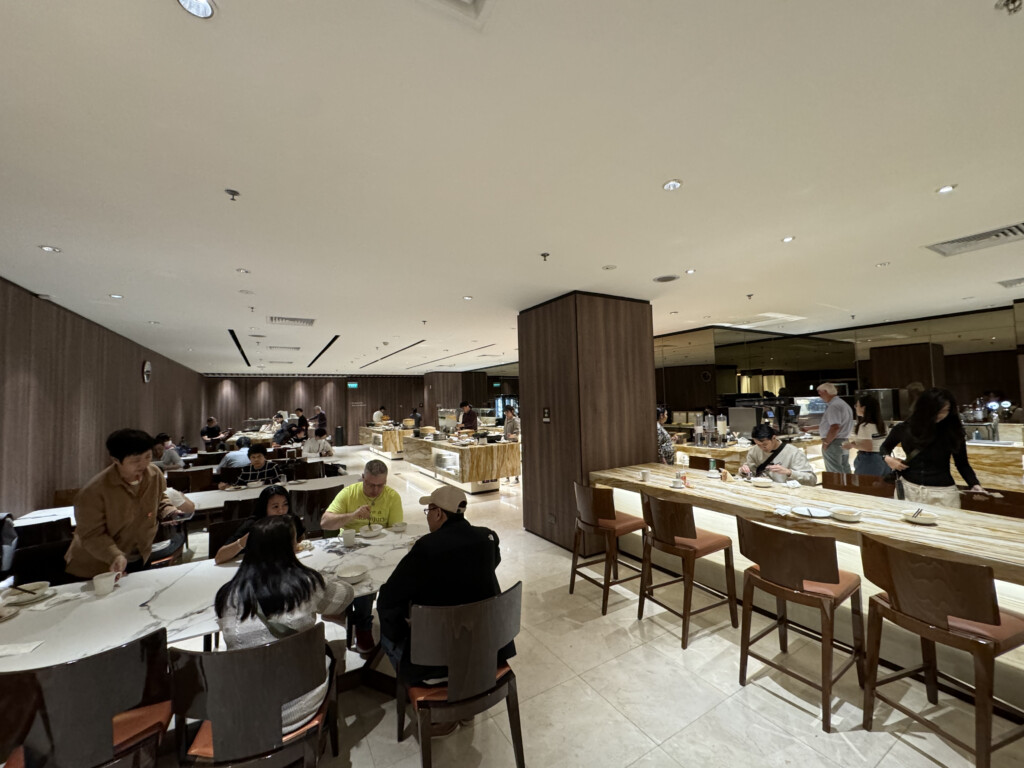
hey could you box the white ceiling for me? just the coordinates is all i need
[3,0,1024,375]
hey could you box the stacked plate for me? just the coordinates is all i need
[1,581,56,606]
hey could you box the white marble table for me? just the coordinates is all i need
[0,524,428,672]
[15,475,352,528]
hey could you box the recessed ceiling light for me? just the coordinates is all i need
[781,236,795,244]
[463,296,473,301]
[236,268,250,274]
[109,294,124,299]
[602,265,617,271]
[178,0,214,19]
[685,269,696,275]
[937,184,957,194]
[669,311,679,315]
[653,275,679,283]
[962,296,974,300]
[663,180,682,191]
[249,334,266,338]
[148,321,160,325]
[188,348,193,351]
[249,326,258,330]
[38,245,61,253]
[875,262,890,268]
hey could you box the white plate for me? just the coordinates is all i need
[2,587,57,606]
[224,485,244,492]
[791,506,831,519]
[356,529,384,539]
[336,566,368,584]
[830,508,863,523]
[903,509,939,525]
[389,524,408,533]
[750,478,773,488]
[0,605,20,622]
[288,479,308,485]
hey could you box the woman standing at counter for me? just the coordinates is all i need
[504,405,521,484]
[739,424,817,485]
[881,388,984,508]
[844,394,888,476]
[656,406,675,465]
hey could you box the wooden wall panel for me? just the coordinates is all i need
[577,294,656,473]
[869,343,945,388]
[944,350,1021,406]
[0,278,206,517]
[345,376,424,442]
[460,372,490,410]
[423,372,462,428]
[655,364,717,410]
[519,294,583,549]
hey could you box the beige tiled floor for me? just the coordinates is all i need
[202,447,1024,767]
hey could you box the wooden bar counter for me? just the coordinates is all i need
[404,436,521,494]
[675,436,823,474]
[961,440,1024,494]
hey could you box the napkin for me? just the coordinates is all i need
[0,641,43,657]
[27,592,88,611]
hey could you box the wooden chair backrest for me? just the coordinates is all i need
[573,482,616,526]
[15,519,73,548]
[52,489,80,508]
[186,467,214,493]
[821,471,893,498]
[410,582,522,703]
[294,462,325,481]
[0,628,168,768]
[12,543,74,587]
[735,516,839,589]
[640,493,696,543]
[195,452,226,467]
[860,534,999,628]
[687,456,711,471]
[218,466,243,486]
[165,471,191,493]
[289,486,339,536]
[207,520,243,558]
[221,498,258,522]
[169,624,327,762]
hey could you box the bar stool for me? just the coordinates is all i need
[860,535,1024,768]
[638,493,738,648]
[570,483,645,615]
[735,517,864,732]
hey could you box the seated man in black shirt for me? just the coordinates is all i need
[377,486,514,688]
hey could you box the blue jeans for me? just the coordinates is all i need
[854,452,887,477]
[822,440,851,475]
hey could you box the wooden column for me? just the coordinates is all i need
[423,372,462,428]
[1016,299,1024,405]
[519,292,656,551]
[868,343,945,388]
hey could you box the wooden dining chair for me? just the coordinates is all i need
[570,482,646,615]
[217,466,243,486]
[686,455,712,471]
[638,493,738,648]
[11,542,75,587]
[166,471,191,493]
[735,516,864,733]
[860,535,1024,768]
[195,452,227,467]
[0,628,171,768]
[221,498,258,523]
[15,518,73,548]
[186,467,215,493]
[169,623,338,768]
[820,471,893,498]
[396,582,524,768]
[294,461,325,481]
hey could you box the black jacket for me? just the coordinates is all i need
[377,514,513,679]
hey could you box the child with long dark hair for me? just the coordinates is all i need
[214,515,353,732]
[880,388,984,507]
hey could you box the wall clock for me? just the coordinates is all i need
[142,360,153,384]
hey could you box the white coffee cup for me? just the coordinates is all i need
[640,470,651,482]
[343,529,356,547]
[93,571,117,597]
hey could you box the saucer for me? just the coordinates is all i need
[2,587,57,606]
[670,481,685,489]
[356,529,384,539]
[0,605,20,622]
[791,506,830,519]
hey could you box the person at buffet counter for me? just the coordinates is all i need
[64,429,184,578]
[881,387,985,509]
[201,416,229,451]
[738,424,817,486]
[377,485,513,689]
[214,485,307,564]
[656,405,676,465]
[319,459,404,653]
[816,382,853,475]
[843,394,888,476]
[214,514,353,734]
[312,405,327,433]
[372,405,387,423]
[295,407,309,434]
[151,432,184,470]
[503,405,521,484]
[273,423,300,447]
[303,427,334,458]
[457,401,478,431]
[219,444,285,489]
[410,407,422,428]
[217,436,252,469]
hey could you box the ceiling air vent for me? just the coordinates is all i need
[997,276,1024,289]
[728,313,806,329]
[926,222,1024,257]
[268,345,301,351]
[267,316,315,327]
[268,361,294,365]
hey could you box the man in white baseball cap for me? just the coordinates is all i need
[376,484,515,699]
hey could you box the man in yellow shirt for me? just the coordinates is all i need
[319,459,403,651]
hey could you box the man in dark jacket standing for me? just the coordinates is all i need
[377,486,513,685]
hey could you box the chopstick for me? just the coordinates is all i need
[912,507,923,518]
[11,585,39,596]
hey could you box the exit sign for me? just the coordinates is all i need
[493,382,500,388]
[347,382,359,389]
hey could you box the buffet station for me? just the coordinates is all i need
[358,424,415,460]
[403,434,521,494]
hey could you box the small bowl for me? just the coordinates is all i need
[830,507,863,523]
[390,522,408,532]
[751,477,773,488]
[903,509,939,526]
[336,565,368,584]
[365,523,383,533]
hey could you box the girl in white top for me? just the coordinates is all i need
[843,394,888,476]
[739,424,817,486]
